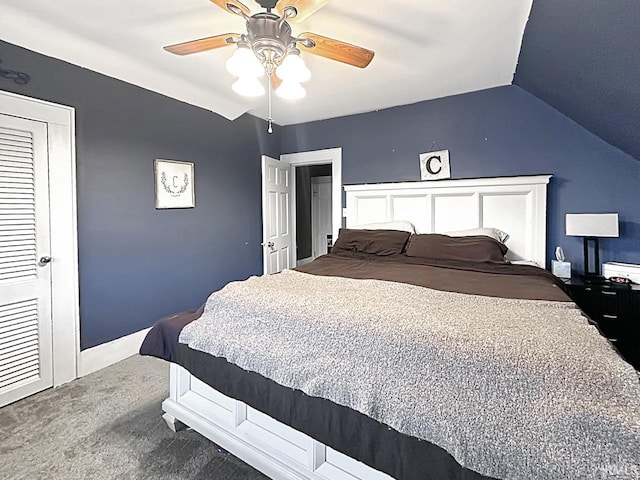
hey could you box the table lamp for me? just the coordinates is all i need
[566,213,619,280]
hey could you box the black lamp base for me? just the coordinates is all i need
[583,237,601,277]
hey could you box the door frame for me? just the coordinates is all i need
[0,90,79,387]
[311,175,332,260]
[280,148,342,268]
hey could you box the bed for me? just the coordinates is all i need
[140,175,640,480]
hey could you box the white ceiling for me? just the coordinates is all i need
[0,0,533,126]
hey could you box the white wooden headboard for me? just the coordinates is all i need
[344,175,551,267]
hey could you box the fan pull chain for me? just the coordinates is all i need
[267,75,274,134]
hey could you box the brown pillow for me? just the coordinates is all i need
[405,234,508,263]
[332,228,411,256]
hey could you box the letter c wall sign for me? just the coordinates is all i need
[419,150,451,181]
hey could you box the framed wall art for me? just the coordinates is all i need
[154,159,195,209]
[419,149,451,181]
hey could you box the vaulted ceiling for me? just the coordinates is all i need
[1,0,638,161]
[0,0,533,125]
[514,0,640,161]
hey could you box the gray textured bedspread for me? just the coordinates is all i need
[179,270,640,480]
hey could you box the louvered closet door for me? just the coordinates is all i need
[0,113,52,408]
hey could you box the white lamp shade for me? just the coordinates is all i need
[232,76,265,97]
[226,47,264,78]
[276,53,311,83]
[566,213,619,237]
[276,80,306,100]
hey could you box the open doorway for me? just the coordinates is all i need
[295,165,332,265]
[272,147,341,272]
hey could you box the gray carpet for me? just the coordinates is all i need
[0,355,268,480]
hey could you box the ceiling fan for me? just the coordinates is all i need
[164,0,375,131]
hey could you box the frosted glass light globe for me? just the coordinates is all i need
[232,76,265,97]
[226,47,264,78]
[276,80,306,100]
[276,53,311,83]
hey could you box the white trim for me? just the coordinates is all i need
[280,148,342,269]
[311,176,333,259]
[0,90,73,126]
[260,155,271,276]
[78,328,152,377]
[296,257,313,267]
[344,175,551,192]
[311,176,332,185]
[0,90,79,387]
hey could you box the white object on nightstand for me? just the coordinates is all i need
[551,246,571,278]
[551,260,571,279]
[602,262,640,283]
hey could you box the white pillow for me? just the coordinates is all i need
[353,220,416,233]
[444,227,509,243]
[510,260,541,268]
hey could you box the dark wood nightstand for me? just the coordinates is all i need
[563,278,640,370]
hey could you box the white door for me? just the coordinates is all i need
[0,114,53,407]
[312,176,332,258]
[261,155,292,275]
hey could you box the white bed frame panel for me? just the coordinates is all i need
[163,175,552,480]
[344,175,551,267]
[163,363,392,480]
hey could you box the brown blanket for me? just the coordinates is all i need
[296,251,571,302]
[180,269,640,480]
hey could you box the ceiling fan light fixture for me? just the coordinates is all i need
[232,76,266,97]
[276,51,311,83]
[226,45,265,78]
[166,0,374,130]
[276,80,306,100]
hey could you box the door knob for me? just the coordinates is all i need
[39,256,52,265]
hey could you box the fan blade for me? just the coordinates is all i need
[276,0,329,23]
[164,34,237,55]
[298,33,374,68]
[210,0,251,16]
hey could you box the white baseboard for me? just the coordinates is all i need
[78,327,151,377]
[297,256,314,266]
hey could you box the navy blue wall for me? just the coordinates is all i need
[1,40,278,349]
[515,0,640,161]
[281,85,640,270]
